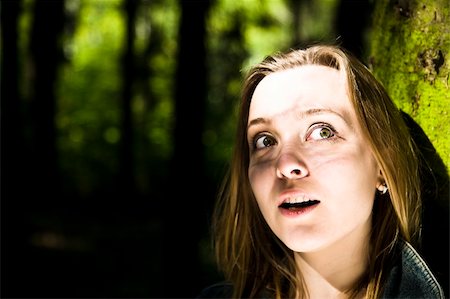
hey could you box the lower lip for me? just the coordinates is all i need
[279,203,319,217]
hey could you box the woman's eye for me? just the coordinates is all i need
[254,135,276,149]
[308,125,335,141]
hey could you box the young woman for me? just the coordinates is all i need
[198,45,444,299]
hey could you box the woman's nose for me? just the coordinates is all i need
[276,152,309,179]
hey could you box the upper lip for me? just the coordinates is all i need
[278,190,318,207]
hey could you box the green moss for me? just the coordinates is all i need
[368,0,450,173]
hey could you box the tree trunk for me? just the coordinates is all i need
[119,0,137,196]
[1,1,27,296]
[368,1,449,296]
[335,0,373,60]
[162,0,210,297]
[29,0,65,202]
[368,0,449,171]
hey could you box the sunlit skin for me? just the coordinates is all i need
[247,65,382,298]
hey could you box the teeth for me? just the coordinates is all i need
[285,195,309,204]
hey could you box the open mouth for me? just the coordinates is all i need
[279,199,320,212]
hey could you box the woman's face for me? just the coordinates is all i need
[247,65,381,253]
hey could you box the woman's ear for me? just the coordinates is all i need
[376,169,388,194]
[376,169,384,185]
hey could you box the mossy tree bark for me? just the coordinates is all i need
[368,1,449,297]
[368,0,450,172]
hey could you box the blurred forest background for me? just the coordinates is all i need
[1,0,449,298]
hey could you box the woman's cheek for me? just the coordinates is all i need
[249,163,272,199]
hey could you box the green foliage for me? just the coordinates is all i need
[296,0,339,45]
[55,0,180,194]
[15,0,357,194]
[56,0,125,194]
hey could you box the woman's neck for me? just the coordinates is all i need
[294,224,370,299]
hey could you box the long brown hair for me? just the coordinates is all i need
[212,44,421,299]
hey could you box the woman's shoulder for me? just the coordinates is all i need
[383,240,445,298]
[196,281,234,299]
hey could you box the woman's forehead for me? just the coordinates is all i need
[249,65,351,121]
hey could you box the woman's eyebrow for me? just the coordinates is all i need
[302,108,345,119]
[247,117,270,130]
[248,108,351,130]
[302,108,353,128]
